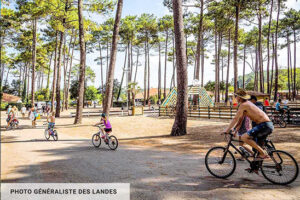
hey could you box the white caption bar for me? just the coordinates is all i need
[1,183,130,200]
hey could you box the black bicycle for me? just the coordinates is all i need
[271,113,287,128]
[205,131,299,185]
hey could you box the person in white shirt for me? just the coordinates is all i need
[21,105,27,118]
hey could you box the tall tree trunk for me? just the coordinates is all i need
[55,31,64,117]
[243,44,246,88]
[270,33,275,96]
[74,0,86,124]
[158,41,161,104]
[267,0,273,94]
[99,41,104,95]
[293,29,297,100]
[287,35,291,100]
[106,39,109,82]
[56,0,69,116]
[171,0,188,136]
[254,43,258,91]
[63,31,73,110]
[22,64,28,102]
[27,69,30,103]
[31,18,37,105]
[62,34,67,112]
[225,30,231,103]
[134,48,139,83]
[117,47,127,101]
[214,26,218,103]
[171,34,175,88]
[164,31,169,99]
[193,0,203,104]
[66,34,77,110]
[217,33,222,102]
[127,43,131,106]
[144,40,147,106]
[46,52,53,92]
[51,31,59,112]
[102,0,123,115]
[147,39,150,104]
[233,1,240,93]
[274,0,280,101]
[195,0,203,83]
[201,33,205,87]
[258,5,264,93]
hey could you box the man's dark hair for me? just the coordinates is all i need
[250,95,257,101]
[279,99,282,103]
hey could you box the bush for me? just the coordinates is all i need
[37,95,45,101]
[1,102,8,111]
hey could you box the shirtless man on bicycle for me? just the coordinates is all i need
[224,89,274,160]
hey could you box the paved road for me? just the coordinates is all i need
[1,122,300,200]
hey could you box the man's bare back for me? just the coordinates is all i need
[239,101,270,124]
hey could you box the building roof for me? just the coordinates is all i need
[2,93,21,103]
[135,88,170,99]
[246,91,270,96]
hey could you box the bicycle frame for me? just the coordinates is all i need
[221,134,254,165]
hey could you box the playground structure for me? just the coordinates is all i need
[160,86,215,117]
[161,86,214,107]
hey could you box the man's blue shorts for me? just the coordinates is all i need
[247,121,274,138]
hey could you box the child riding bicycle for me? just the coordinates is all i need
[94,113,112,143]
[47,112,55,135]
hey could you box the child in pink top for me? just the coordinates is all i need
[234,113,253,160]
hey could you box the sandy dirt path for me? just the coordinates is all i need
[1,114,300,200]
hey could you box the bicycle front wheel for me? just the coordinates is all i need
[92,134,101,148]
[53,130,58,141]
[205,147,236,179]
[44,129,50,140]
[108,136,118,150]
[261,150,299,185]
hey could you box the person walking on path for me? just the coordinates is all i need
[21,105,27,118]
[28,107,37,128]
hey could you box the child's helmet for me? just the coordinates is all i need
[101,113,106,117]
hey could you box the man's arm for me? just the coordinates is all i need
[225,106,245,133]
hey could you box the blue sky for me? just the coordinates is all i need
[3,0,300,90]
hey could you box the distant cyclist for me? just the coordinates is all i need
[94,113,112,143]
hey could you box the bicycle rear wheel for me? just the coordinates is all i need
[44,129,50,140]
[92,133,101,148]
[261,150,299,185]
[279,119,287,128]
[108,136,118,150]
[205,147,236,178]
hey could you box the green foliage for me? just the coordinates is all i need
[85,86,99,101]
[35,88,49,101]
[1,102,8,111]
[37,95,45,101]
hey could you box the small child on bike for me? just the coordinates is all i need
[234,113,253,160]
[47,112,55,135]
[95,113,112,143]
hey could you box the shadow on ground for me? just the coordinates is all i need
[2,138,299,200]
